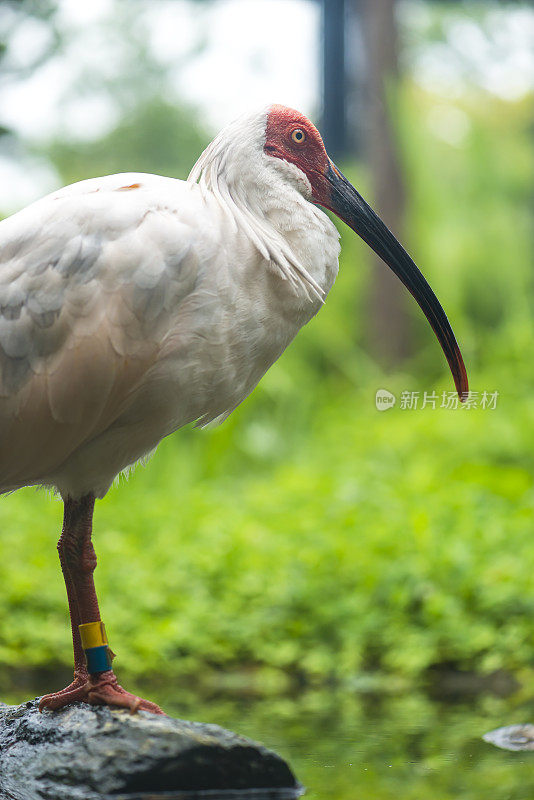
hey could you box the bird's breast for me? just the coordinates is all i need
[128,218,339,433]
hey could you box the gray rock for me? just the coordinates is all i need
[483,723,534,751]
[0,700,302,800]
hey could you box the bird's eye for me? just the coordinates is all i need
[290,128,306,144]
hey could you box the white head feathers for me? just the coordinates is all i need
[188,108,326,301]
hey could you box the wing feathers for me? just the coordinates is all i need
[0,174,201,491]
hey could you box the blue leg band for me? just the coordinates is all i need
[84,645,113,673]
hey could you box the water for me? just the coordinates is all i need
[130,682,534,799]
[3,682,534,799]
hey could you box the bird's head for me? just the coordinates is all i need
[190,105,468,400]
[263,104,468,401]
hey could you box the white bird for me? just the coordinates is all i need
[0,105,468,714]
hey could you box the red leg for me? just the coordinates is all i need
[39,494,164,715]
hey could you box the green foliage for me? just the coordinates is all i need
[1,377,533,689]
[43,98,209,185]
[0,1,60,80]
[0,85,533,692]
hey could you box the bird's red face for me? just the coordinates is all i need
[264,105,332,203]
[264,104,468,401]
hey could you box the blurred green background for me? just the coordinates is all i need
[0,0,533,720]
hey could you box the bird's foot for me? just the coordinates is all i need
[38,670,164,715]
[85,670,165,714]
[38,671,90,711]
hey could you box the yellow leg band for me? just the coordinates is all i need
[79,621,108,650]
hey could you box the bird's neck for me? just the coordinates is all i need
[191,154,339,303]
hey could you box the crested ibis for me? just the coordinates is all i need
[0,105,468,714]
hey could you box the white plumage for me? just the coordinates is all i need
[0,108,340,500]
[0,104,468,715]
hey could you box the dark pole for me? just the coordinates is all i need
[321,0,347,160]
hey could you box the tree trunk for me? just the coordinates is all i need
[361,0,410,363]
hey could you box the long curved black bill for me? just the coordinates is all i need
[324,162,468,401]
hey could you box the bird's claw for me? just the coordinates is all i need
[39,670,164,715]
[86,671,164,714]
[38,672,90,711]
